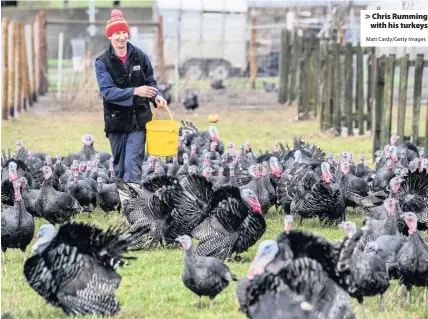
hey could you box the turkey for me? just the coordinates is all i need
[284,227,390,314]
[158,81,172,105]
[396,169,428,231]
[182,89,199,113]
[1,148,42,206]
[96,177,121,214]
[35,166,82,224]
[1,178,35,263]
[20,177,40,217]
[395,212,428,302]
[164,175,215,244]
[237,278,315,319]
[291,162,346,225]
[176,235,237,308]
[117,176,180,248]
[240,164,271,214]
[62,134,96,166]
[24,222,146,316]
[190,185,265,261]
[354,198,398,251]
[241,239,355,319]
[65,171,97,214]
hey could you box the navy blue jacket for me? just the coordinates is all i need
[95,42,159,107]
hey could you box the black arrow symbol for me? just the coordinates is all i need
[365,14,370,19]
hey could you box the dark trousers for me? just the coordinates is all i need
[108,130,146,183]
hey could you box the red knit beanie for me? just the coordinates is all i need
[105,9,130,38]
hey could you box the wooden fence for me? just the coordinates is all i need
[278,29,428,155]
[1,11,48,121]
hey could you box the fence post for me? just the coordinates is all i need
[380,55,395,149]
[57,32,64,99]
[20,24,28,110]
[412,54,424,144]
[373,56,385,157]
[8,21,17,118]
[24,24,32,108]
[37,11,48,95]
[309,37,318,115]
[289,30,299,102]
[249,17,256,89]
[321,41,333,131]
[332,42,341,134]
[16,23,23,114]
[30,21,37,102]
[345,42,353,136]
[356,44,364,135]
[2,18,9,120]
[156,15,165,81]
[278,29,289,104]
[316,39,326,118]
[366,47,376,132]
[396,54,409,140]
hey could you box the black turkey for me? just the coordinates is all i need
[24,222,146,316]
[176,235,237,308]
[35,166,82,224]
[158,81,172,105]
[182,89,199,112]
[239,239,355,319]
[96,177,121,214]
[1,178,35,263]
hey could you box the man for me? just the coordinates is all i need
[95,9,167,191]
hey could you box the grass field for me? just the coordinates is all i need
[1,105,428,319]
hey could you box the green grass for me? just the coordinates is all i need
[1,106,428,318]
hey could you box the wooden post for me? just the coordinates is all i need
[278,29,289,104]
[37,11,48,95]
[249,17,256,89]
[8,21,17,118]
[316,39,326,118]
[396,55,409,140]
[356,44,364,135]
[298,36,309,118]
[16,23,22,114]
[321,42,333,131]
[156,15,165,81]
[314,37,321,117]
[366,47,375,131]
[412,54,424,144]
[2,18,9,120]
[20,24,30,110]
[309,37,318,115]
[380,55,394,149]
[373,56,385,157]
[345,42,353,136]
[289,30,299,102]
[30,21,37,102]
[333,42,341,134]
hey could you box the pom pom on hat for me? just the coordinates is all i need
[105,9,130,38]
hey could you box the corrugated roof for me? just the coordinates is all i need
[155,0,247,12]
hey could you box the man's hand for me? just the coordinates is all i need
[155,95,167,108]
[134,86,157,98]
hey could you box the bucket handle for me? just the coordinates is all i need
[152,103,174,121]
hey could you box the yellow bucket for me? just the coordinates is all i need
[145,104,180,157]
